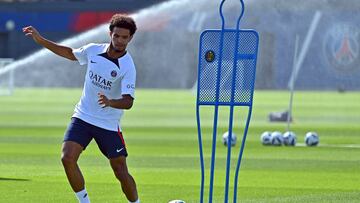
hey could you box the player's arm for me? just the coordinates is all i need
[22,26,77,61]
[98,93,134,110]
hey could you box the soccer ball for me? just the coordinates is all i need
[271,131,283,146]
[168,200,186,203]
[305,132,319,146]
[260,131,272,145]
[222,131,237,146]
[283,131,296,146]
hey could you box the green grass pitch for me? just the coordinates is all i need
[0,89,359,202]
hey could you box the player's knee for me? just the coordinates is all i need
[61,153,77,167]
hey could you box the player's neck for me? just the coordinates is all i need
[107,44,126,59]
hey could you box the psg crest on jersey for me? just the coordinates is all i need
[111,70,117,78]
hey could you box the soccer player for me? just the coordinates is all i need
[23,14,139,203]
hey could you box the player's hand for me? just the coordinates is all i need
[22,26,42,43]
[98,92,110,108]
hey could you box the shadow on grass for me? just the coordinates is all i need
[0,177,30,181]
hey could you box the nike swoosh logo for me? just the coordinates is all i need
[116,148,124,153]
[90,60,97,63]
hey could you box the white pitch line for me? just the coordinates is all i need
[295,143,360,148]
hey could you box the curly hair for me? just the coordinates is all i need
[109,14,137,36]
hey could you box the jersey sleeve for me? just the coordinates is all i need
[121,65,136,99]
[72,43,94,65]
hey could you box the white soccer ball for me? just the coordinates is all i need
[168,200,186,203]
[260,131,272,145]
[271,131,283,146]
[222,131,237,146]
[283,131,296,146]
[305,132,319,146]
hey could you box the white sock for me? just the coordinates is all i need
[129,198,140,203]
[75,188,90,203]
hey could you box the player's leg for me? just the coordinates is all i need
[93,128,139,202]
[61,141,84,192]
[110,156,138,202]
[62,117,93,203]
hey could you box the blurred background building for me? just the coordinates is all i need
[0,0,167,58]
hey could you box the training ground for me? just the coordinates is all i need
[0,89,359,202]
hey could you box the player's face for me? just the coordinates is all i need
[110,27,133,52]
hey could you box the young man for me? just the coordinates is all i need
[23,14,139,203]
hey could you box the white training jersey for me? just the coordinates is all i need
[72,43,136,131]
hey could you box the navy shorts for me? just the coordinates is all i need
[64,117,128,159]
